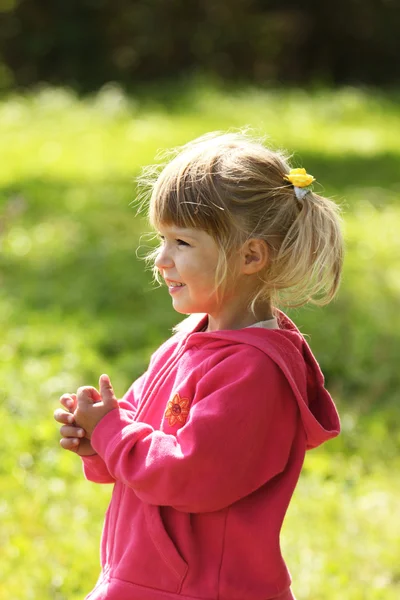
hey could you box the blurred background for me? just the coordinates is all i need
[1,1,399,599]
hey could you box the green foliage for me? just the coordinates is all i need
[1,85,399,599]
[1,2,400,90]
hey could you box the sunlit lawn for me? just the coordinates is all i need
[1,84,399,599]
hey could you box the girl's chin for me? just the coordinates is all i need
[172,302,193,314]
[172,298,202,315]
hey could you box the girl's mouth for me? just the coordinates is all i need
[167,281,186,294]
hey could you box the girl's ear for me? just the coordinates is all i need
[241,238,269,274]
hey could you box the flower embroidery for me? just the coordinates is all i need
[164,393,190,426]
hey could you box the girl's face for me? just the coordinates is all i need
[155,224,245,329]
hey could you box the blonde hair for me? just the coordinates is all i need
[138,131,344,311]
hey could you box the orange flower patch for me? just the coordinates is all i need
[164,393,190,426]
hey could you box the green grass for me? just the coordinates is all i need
[1,84,399,599]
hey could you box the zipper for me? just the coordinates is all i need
[108,482,124,575]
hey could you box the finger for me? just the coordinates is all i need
[60,393,77,413]
[60,437,80,451]
[77,386,101,406]
[99,374,118,408]
[54,408,75,425]
[59,425,86,438]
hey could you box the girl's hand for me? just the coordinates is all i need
[74,374,119,439]
[54,393,97,456]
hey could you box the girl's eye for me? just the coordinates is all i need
[157,234,190,247]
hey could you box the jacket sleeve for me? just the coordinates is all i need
[81,371,147,484]
[90,349,300,510]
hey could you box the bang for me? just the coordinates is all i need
[149,165,225,236]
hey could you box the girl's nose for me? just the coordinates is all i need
[155,245,174,270]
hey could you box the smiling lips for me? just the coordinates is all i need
[165,280,186,294]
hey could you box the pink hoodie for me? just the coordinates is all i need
[82,312,340,600]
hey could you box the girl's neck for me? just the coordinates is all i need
[206,304,274,332]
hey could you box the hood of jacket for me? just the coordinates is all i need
[181,311,340,450]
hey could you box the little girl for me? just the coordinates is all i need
[54,131,343,600]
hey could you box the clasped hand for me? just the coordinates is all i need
[54,374,119,455]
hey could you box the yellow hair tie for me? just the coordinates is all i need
[284,168,315,200]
